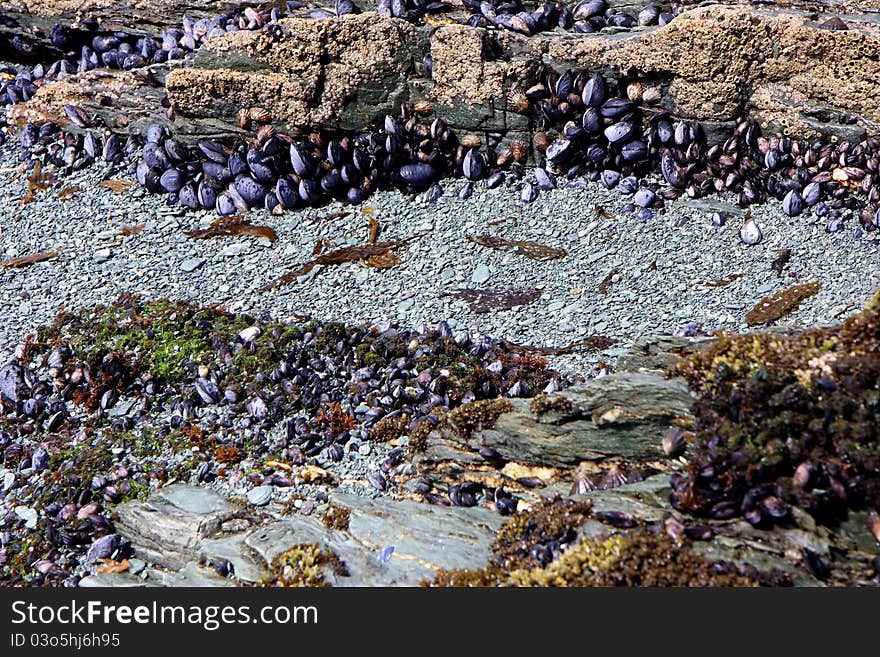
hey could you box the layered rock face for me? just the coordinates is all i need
[8,3,880,145]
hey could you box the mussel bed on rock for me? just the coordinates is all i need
[0,294,564,586]
[425,497,791,586]
[670,297,880,527]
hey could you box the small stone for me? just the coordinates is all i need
[94,247,112,263]
[14,506,38,529]
[396,298,415,314]
[128,558,146,575]
[247,486,273,506]
[471,263,491,284]
[180,257,205,272]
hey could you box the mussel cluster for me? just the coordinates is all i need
[525,67,880,231]
[133,106,526,212]
[460,0,673,36]
[0,2,287,107]
[19,119,137,170]
[669,306,880,527]
[0,298,565,585]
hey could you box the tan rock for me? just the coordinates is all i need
[12,5,880,143]
[166,14,422,131]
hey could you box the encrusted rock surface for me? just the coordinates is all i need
[414,373,695,474]
[109,484,503,586]
[13,5,880,143]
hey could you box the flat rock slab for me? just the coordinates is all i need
[112,484,253,571]
[112,485,502,586]
[417,372,695,475]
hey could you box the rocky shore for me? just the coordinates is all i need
[1,0,880,587]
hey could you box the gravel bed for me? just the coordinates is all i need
[2,138,879,374]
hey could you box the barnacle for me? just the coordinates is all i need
[269,543,349,587]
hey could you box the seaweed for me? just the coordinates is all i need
[443,287,543,313]
[184,215,277,242]
[468,235,567,260]
[426,501,779,587]
[507,336,615,355]
[745,281,821,325]
[671,299,880,526]
[771,249,792,277]
[268,543,349,587]
[258,237,416,292]
[1,247,65,269]
[322,505,351,532]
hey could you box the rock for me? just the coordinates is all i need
[86,533,120,563]
[78,572,158,588]
[246,485,273,506]
[17,6,880,144]
[180,257,205,273]
[113,485,501,586]
[166,14,422,134]
[113,484,252,570]
[616,335,719,372]
[416,373,696,475]
[470,263,491,284]
[13,505,37,529]
[0,363,26,403]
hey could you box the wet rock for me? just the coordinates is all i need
[113,485,501,586]
[416,373,696,472]
[113,485,251,570]
[18,7,880,144]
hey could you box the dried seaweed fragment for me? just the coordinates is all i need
[706,273,744,287]
[1,247,64,269]
[745,281,821,325]
[598,269,618,294]
[57,185,81,201]
[119,223,145,237]
[444,287,543,313]
[97,179,136,194]
[259,237,415,292]
[771,249,791,277]
[508,335,615,355]
[469,235,567,260]
[184,216,277,243]
[28,162,58,190]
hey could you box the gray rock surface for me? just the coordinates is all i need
[416,372,695,472]
[113,484,502,586]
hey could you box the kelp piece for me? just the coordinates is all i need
[508,335,616,355]
[259,237,415,292]
[444,287,543,313]
[771,249,792,277]
[1,247,65,269]
[184,216,278,243]
[97,179,136,194]
[745,282,821,325]
[468,235,567,260]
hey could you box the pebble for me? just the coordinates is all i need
[94,248,112,263]
[1,140,878,380]
[247,486,273,506]
[14,506,38,529]
[180,257,205,273]
[128,558,146,575]
[470,263,491,284]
